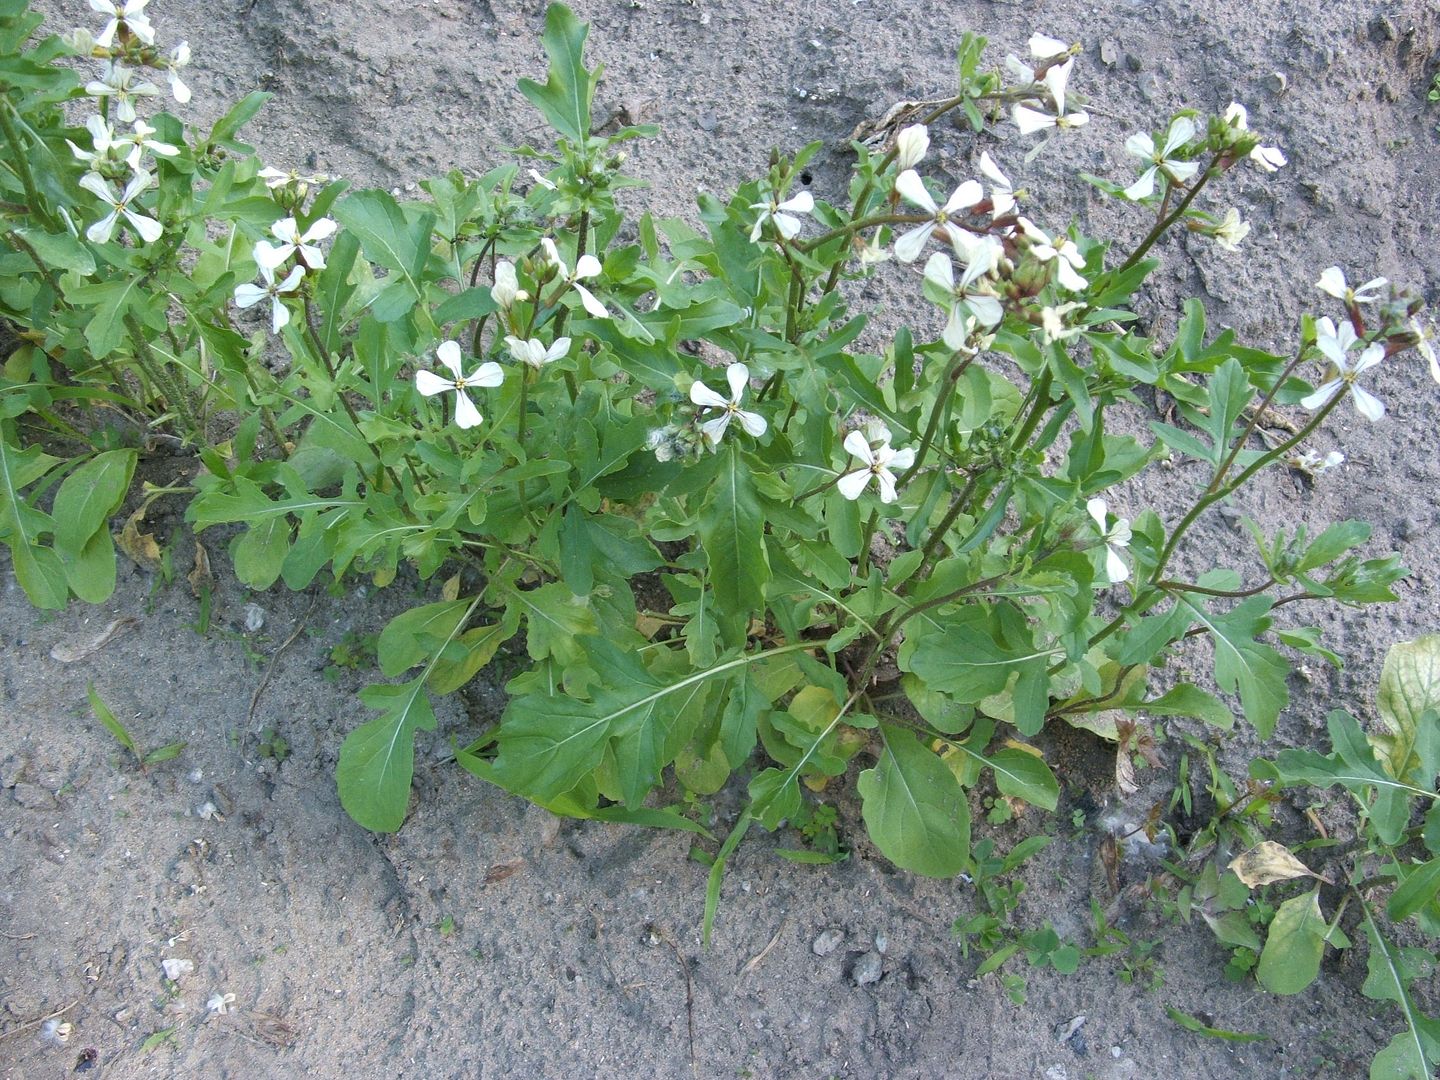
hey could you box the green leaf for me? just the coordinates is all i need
[143,742,186,766]
[88,681,138,761]
[378,599,472,677]
[62,276,144,358]
[1164,1006,1267,1043]
[905,607,1052,726]
[15,227,95,275]
[698,445,770,647]
[857,723,970,877]
[1142,683,1236,729]
[1361,904,1440,1080]
[52,449,135,553]
[508,582,598,666]
[988,747,1059,811]
[516,3,599,142]
[428,611,520,695]
[230,517,290,589]
[1256,888,1327,995]
[332,189,434,322]
[1175,594,1288,738]
[0,426,66,609]
[1387,857,1440,923]
[337,678,436,831]
[62,527,118,603]
[1375,636,1440,785]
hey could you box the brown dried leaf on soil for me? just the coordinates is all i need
[1228,841,1324,888]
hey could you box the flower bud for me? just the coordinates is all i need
[62,27,96,53]
[894,124,929,170]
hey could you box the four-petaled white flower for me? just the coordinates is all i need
[1041,300,1086,344]
[234,253,304,334]
[256,217,337,271]
[540,238,609,318]
[1315,266,1387,306]
[117,118,179,170]
[1211,208,1250,252]
[1018,217,1087,292]
[490,260,528,309]
[1012,56,1089,136]
[89,0,153,47]
[167,41,192,104]
[894,124,929,170]
[85,62,159,124]
[749,189,814,243]
[1300,317,1385,422]
[79,168,162,244]
[414,340,503,430]
[257,165,329,190]
[1410,317,1439,385]
[504,335,571,370]
[206,992,237,1017]
[1004,32,1070,83]
[978,152,1015,218]
[1122,116,1198,201]
[893,169,982,263]
[837,428,915,503]
[66,114,120,166]
[923,248,1004,346]
[689,362,767,444]
[1288,449,1345,477]
[1087,498,1131,584]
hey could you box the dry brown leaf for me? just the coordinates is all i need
[1228,841,1319,888]
[49,616,138,663]
[483,860,524,884]
[188,541,213,597]
[1115,744,1138,794]
[115,508,161,567]
[634,613,669,640]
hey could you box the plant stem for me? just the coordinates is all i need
[0,101,52,228]
[798,211,928,254]
[123,313,200,442]
[897,350,973,487]
[856,508,879,575]
[1009,368,1053,450]
[1207,348,1307,493]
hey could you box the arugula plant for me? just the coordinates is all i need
[1,3,1435,935]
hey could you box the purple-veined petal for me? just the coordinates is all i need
[86,210,119,244]
[270,296,290,334]
[699,412,731,444]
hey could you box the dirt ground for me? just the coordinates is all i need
[4,0,1439,1077]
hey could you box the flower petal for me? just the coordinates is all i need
[574,282,609,319]
[887,447,916,472]
[436,340,464,379]
[233,283,267,309]
[1012,105,1056,136]
[1161,116,1195,156]
[699,412,731,444]
[1350,384,1385,422]
[1087,497,1108,532]
[1105,545,1130,584]
[777,191,814,214]
[843,429,875,464]
[923,250,955,291]
[453,391,483,430]
[1122,168,1158,201]
[415,369,452,397]
[125,209,163,244]
[574,254,602,280]
[466,361,505,389]
[736,409,768,438]
[690,380,729,409]
[836,469,872,501]
[941,180,983,215]
[725,362,750,402]
[893,222,935,264]
[894,169,937,213]
[1299,379,1342,411]
[270,296,290,334]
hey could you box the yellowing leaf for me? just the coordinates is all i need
[115,507,160,567]
[1374,635,1440,784]
[1229,841,1319,888]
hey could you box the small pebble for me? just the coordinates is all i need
[873,931,889,955]
[851,950,883,986]
[812,928,845,956]
[242,604,266,633]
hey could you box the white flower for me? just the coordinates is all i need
[978,152,1015,218]
[85,62,159,124]
[504,334,571,370]
[167,41,192,103]
[893,169,982,263]
[894,124,930,170]
[414,341,503,430]
[689,362,767,444]
[118,118,180,170]
[62,27,96,54]
[1288,449,1345,476]
[79,169,162,244]
[1004,33,1070,83]
[234,253,304,334]
[1122,116,1198,201]
[89,0,153,47]
[1299,317,1385,421]
[1222,101,1250,130]
[66,114,120,166]
[528,168,557,191]
[1018,217,1088,292]
[837,429,915,503]
[161,957,193,981]
[1041,301,1086,344]
[1087,498,1131,584]
[490,260,528,308]
[1410,317,1439,385]
[1315,266,1387,305]
[539,238,608,318]
[256,217,337,270]
[206,992,237,1016]
[748,189,814,243]
[1249,144,1286,172]
[1211,208,1250,252]
[257,165,329,190]
[923,249,1003,346]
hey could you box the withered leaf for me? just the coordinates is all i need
[1228,841,1320,888]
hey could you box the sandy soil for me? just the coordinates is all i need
[4,0,1439,1077]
